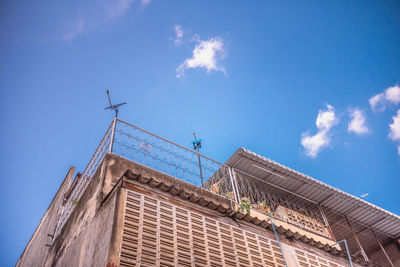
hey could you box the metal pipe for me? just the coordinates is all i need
[331,240,353,267]
[196,146,204,187]
[268,212,288,267]
[345,216,369,262]
[370,228,395,267]
[231,168,241,203]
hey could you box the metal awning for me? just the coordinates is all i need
[225,148,400,239]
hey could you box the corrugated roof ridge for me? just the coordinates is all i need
[238,147,400,221]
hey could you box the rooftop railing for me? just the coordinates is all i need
[112,119,236,198]
[52,118,239,242]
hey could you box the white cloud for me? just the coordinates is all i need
[389,109,400,154]
[386,85,400,104]
[107,0,135,20]
[141,0,151,5]
[369,93,385,111]
[301,131,330,158]
[316,104,337,131]
[301,104,339,158]
[174,25,183,46]
[348,108,369,135]
[176,37,226,78]
[369,85,400,111]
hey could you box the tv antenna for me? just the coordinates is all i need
[192,133,204,187]
[104,90,127,118]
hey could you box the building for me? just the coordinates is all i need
[16,118,400,267]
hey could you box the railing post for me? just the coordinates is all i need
[108,118,117,153]
[197,153,204,187]
[228,167,239,203]
[229,168,241,203]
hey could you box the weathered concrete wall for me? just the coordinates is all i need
[16,167,75,267]
[43,153,113,266]
[45,189,117,267]
[17,153,122,267]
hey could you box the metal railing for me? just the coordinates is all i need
[52,122,114,241]
[234,170,329,233]
[112,119,237,201]
[52,118,238,241]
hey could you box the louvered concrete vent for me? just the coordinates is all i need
[119,189,346,267]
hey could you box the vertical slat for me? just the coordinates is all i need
[215,221,227,267]
[227,225,240,266]
[243,232,255,267]
[136,195,145,266]
[202,216,211,267]
[187,209,195,267]
[255,235,267,267]
[173,206,178,267]
[156,199,161,267]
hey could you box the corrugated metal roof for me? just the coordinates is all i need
[225,148,400,238]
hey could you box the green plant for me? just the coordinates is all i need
[71,199,78,205]
[240,200,251,215]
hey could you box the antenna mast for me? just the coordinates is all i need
[104,90,127,118]
[192,133,204,187]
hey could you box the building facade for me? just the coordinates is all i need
[17,119,400,267]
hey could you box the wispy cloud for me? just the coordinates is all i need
[301,104,339,158]
[348,108,369,135]
[174,25,183,46]
[63,19,86,41]
[176,36,226,78]
[61,0,137,42]
[389,109,400,155]
[141,0,151,6]
[369,85,400,112]
[107,0,135,20]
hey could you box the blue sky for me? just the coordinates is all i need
[1,0,399,265]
